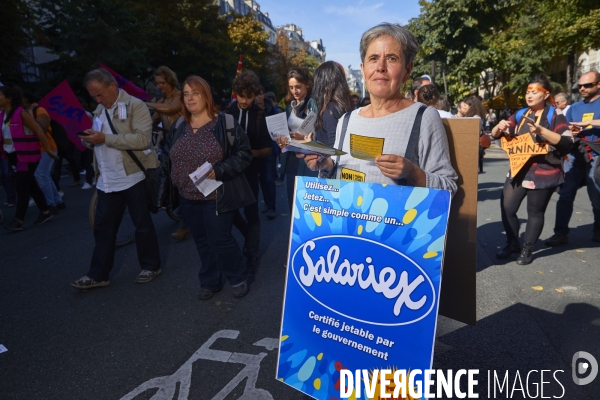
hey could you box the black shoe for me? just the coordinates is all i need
[48,205,58,215]
[266,209,276,219]
[70,275,110,289]
[56,201,66,210]
[198,284,223,300]
[545,234,568,246]
[231,281,249,298]
[516,242,534,265]
[496,241,521,259]
[593,231,600,243]
[4,219,23,231]
[34,212,53,225]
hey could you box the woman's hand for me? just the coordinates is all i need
[205,169,216,180]
[375,154,426,186]
[304,154,333,172]
[525,121,541,135]
[290,131,305,140]
[49,152,59,160]
[492,119,510,138]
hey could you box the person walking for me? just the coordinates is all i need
[1,86,57,231]
[21,91,66,214]
[491,75,573,264]
[228,71,272,273]
[254,85,279,219]
[71,68,162,289]
[161,75,254,300]
[546,71,600,246]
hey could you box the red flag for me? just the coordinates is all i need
[232,55,243,100]
[99,63,151,101]
[38,80,90,151]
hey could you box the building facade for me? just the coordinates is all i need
[218,0,277,45]
[346,66,364,96]
[280,24,326,63]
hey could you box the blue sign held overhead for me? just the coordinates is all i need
[277,177,451,399]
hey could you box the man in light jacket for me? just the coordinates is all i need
[71,68,162,289]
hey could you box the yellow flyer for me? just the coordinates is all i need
[350,134,385,160]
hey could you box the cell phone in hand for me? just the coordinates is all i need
[523,115,536,124]
[77,131,91,137]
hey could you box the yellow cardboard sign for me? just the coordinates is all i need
[350,134,385,160]
[500,134,549,177]
[340,167,366,182]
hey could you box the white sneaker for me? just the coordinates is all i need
[82,183,92,189]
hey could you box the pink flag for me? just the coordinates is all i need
[38,80,90,151]
[99,63,151,101]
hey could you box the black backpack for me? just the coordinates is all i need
[32,106,70,151]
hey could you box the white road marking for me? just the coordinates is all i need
[120,330,277,400]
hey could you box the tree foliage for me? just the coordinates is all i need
[0,0,36,84]
[408,0,600,104]
[228,13,269,72]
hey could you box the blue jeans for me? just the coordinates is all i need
[0,157,16,204]
[180,197,247,290]
[88,180,161,281]
[554,154,600,235]
[35,151,62,207]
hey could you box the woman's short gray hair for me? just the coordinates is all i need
[360,23,419,67]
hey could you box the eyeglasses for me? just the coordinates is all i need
[578,82,598,89]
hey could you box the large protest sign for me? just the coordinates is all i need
[38,80,90,151]
[277,176,451,399]
[500,133,549,177]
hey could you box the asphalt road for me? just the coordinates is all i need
[1,153,599,399]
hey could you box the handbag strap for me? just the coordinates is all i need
[104,108,146,172]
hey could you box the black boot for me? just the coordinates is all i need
[496,240,521,259]
[516,242,534,265]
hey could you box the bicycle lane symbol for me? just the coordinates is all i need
[120,330,279,400]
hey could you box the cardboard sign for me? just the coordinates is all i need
[38,80,90,151]
[438,118,480,326]
[277,177,451,399]
[500,134,549,176]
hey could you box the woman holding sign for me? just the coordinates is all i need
[301,23,457,193]
[161,76,254,299]
[491,75,572,264]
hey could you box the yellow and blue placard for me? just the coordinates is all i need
[277,177,451,399]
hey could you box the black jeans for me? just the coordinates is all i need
[180,197,247,290]
[88,180,161,281]
[11,155,48,220]
[500,177,555,244]
[259,146,277,211]
[233,168,261,258]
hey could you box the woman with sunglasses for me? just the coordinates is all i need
[491,75,573,265]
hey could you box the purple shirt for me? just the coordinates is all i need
[170,119,222,200]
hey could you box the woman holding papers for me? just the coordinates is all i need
[161,76,254,300]
[301,23,457,194]
[490,75,572,265]
[281,67,319,212]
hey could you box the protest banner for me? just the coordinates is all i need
[277,176,451,399]
[99,63,151,101]
[38,80,89,151]
[500,133,549,177]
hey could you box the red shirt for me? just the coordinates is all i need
[170,119,222,200]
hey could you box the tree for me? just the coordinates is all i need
[37,0,147,95]
[227,13,270,73]
[0,0,34,84]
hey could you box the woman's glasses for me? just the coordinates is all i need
[578,82,598,89]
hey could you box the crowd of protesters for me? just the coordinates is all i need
[2,22,599,301]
